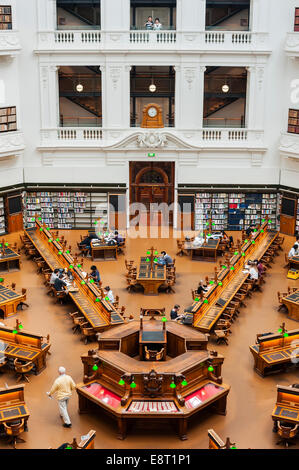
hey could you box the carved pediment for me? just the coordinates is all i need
[104,131,197,151]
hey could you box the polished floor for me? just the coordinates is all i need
[0,228,298,449]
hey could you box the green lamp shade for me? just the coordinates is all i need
[5,243,8,247]
[69,265,73,269]
[40,228,43,232]
[162,317,167,322]
[234,251,238,256]
[261,229,264,233]
[206,222,209,226]
[66,250,70,254]
[218,282,222,286]
[0,278,4,282]
[81,281,86,285]
[170,382,176,389]
[89,279,94,284]
[181,379,188,386]
[38,217,42,221]
[118,378,125,386]
[230,266,234,271]
[284,333,289,338]
[222,265,227,269]
[155,251,158,255]
[269,220,272,224]
[242,253,245,257]
[154,258,158,262]
[77,264,81,268]
[65,446,73,450]
[56,238,60,242]
[31,218,35,222]
[208,233,211,237]
[146,251,150,255]
[212,222,215,226]
[262,219,265,223]
[252,241,255,245]
[194,297,199,302]
[48,239,52,243]
[209,280,214,285]
[92,365,98,371]
[13,330,18,334]
[18,324,23,329]
[203,299,208,304]
[244,239,248,243]
[231,446,237,449]
[0,244,2,247]
[95,298,100,302]
[278,328,282,333]
[130,382,137,389]
[254,229,257,232]
[208,366,214,372]
[105,296,109,301]
[146,258,150,262]
[58,251,62,255]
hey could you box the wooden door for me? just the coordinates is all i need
[280,196,297,236]
[6,195,23,233]
[178,194,195,231]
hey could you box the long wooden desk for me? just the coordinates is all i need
[272,384,299,431]
[289,255,299,269]
[282,289,299,321]
[0,385,29,430]
[250,327,299,376]
[25,220,124,332]
[90,242,117,261]
[0,247,20,272]
[190,221,278,333]
[0,285,27,318]
[136,257,166,295]
[0,325,51,374]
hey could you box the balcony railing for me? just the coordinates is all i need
[39,127,265,150]
[36,30,270,53]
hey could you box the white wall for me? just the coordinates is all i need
[0,0,297,191]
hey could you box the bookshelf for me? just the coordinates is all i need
[23,191,108,230]
[0,197,5,235]
[0,106,17,133]
[211,193,228,230]
[0,6,12,30]
[244,194,262,228]
[194,193,211,232]
[295,8,299,31]
[296,198,299,234]
[228,193,245,230]
[261,193,277,229]
[288,109,299,134]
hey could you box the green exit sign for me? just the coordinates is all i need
[148,153,156,157]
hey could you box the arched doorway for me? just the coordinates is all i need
[129,162,174,226]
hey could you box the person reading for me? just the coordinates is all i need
[54,274,68,292]
[90,265,100,283]
[288,244,299,258]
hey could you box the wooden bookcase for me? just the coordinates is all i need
[0,107,17,133]
[295,8,299,32]
[0,6,12,30]
[288,109,299,134]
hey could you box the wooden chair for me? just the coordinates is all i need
[11,283,16,291]
[145,347,159,361]
[113,295,119,309]
[80,322,95,344]
[51,287,68,304]
[14,359,34,383]
[17,289,29,310]
[126,278,137,292]
[68,312,85,334]
[125,259,134,271]
[0,357,7,373]
[191,289,197,300]
[284,254,290,269]
[3,419,26,448]
[214,328,230,345]
[276,421,298,447]
[277,292,288,312]
[156,348,165,361]
[215,319,232,333]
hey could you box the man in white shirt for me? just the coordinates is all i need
[47,366,76,428]
[104,286,114,303]
[50,269,59,285]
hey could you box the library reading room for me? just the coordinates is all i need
[0,0,299,458]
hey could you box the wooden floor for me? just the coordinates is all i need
[0,228,298,449]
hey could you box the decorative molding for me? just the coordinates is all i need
[109,67,121,90]
[0,131,25,157]
[256,66,264,91]
[137,132,168,148]
[184,68,196,90]
[251,152,263,167]
[199,66,207,73]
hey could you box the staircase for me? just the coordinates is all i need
[204,97,239,118]
[65,96,101,117]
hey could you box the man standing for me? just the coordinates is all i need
[47,366,76,428]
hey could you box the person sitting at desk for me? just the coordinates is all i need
[50,269,60,285]
[114,231,124,245]
[53,274,68,293]
[160,251,173,266]
[170,304,180,320]
[79,235,92,255]
[90,265,100,283]
[193,235,204,247]
[246,224,255,237]
[248,261,259,290]
[104,232,117,246]
[288,245,299,258]
[104,286,114,303]
[255,259,265,276]
[197,281,208,296]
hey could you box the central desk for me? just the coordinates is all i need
[136,257,166,295]
[0,385,30,431]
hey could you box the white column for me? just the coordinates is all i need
[37,0,56,31]
[179,0,205,31]
[250,0,270,32]
[177,63,202,130]
[102,0,130,31]
[246,65,266,130]
[104,62,130,129]
[199,65,206,129]
[245,66,256,129]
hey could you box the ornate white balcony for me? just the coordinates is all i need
[280,132,299,159]
[39,127,265,153]
[36,30,270,54]
[285,32,299,57]
[0,131,25,157]
[0,30,21,56]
